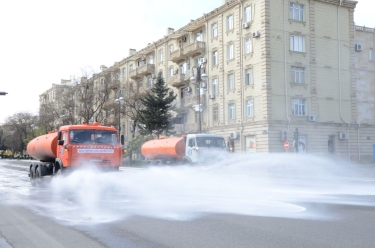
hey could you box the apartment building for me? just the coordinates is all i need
[41,0,375,161]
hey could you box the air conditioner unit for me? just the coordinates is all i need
[308,114,317,122]
[253,31,260,38]
[242,23,249,29]
[182,37,187,42]
[209,94,215,99]
[230,132,238,139]
[355,44,363,51]
[338,132,348,140]
[281,130,288,142]
[200,58,207,63]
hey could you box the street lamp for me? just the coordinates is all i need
[190,64,208,134]
[115,97,124,133]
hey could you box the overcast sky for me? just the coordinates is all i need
[0,0,373,123]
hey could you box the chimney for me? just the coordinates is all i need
[100,65,107,72]
[166,27,174,35]
[129,49,136,56]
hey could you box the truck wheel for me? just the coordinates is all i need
[30,165,36,187]
[35,166,43,187]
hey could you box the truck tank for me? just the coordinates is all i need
[27,132,58,162]
[141,137,186,160]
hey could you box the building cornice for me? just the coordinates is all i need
[314,0,357,9]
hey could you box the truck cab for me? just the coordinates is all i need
[185,134,227,163]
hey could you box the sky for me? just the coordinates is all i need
[0,0,374,124]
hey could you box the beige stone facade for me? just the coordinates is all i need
[41,0,375,161]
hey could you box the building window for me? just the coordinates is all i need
[227,15,233,31]
[290,3,304,21]
[129,64,133,71]
[246,99,254,117]
[244,6,251,23]
[291,67,305,84]
[148,55,154,64]
[292,99,306,116]
[169,45,173,53]
[244,37,252,54]
[195,31,203,41]
[212,23,218,38]
[228,103,235,120]
[212,51,218,65]
[245,68,253,86]
[228,73,234,90]
[290,35,305,52]
[123,68,126,79]
[212,78,218,94]
[227,44,234,60]
[148,76,153,88]
[159,49,163,62]
[180,62,189,74]
[169,68,174,76]
[213,106,219,122]
[370,49,373,61]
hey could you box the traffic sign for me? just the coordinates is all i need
[284,141,290,150]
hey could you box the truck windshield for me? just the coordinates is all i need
[196,137,226,148]
[69,130,118,145]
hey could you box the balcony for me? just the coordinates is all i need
[183,41,205,57]
[173,95,206,110]
[129,69,138,80]
[172,124,185,135]
[170,49,185,63]
[138,64,155,77]
[129,64,155,80]
[184,122,206,133]
[168,71,190,87]
[109,80,121,90]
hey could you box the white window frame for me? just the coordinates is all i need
[244,37,252,54]
[159,49,163,62]
[148,55,154,64]
[245,68,253,86]
[227,44,234,60]
[123,68,126,79]
[195,31,203,41]
[244,6,251,23]
[169,68,174,77]
[228,73,234,90]
[290,3,304,21]
[227,15,234,31]
[291,66,305,84]
[292,98,306,116]
[290,35,305,52]
[213,106,219,122]
[212,51,218,65]
[228,103,235,120]
[246,99,254,117]
[212,23,218,38]
[148,76,153,88]
[212,78,219,94]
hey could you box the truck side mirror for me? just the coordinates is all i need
[121,135,125,145]
[58,140,64,145]
[57,131,62,140]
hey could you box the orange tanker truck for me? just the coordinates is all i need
[27,122,124,186]
[141,133,228,164]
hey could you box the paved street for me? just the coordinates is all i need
[0,156,374,247]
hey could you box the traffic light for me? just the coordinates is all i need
[293,128,299,152]
[281,130,288,141]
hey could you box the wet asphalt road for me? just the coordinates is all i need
[0,159,375,248]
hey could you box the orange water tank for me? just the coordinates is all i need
[141,137,186,160]
[27,132,58,162]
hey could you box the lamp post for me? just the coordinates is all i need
[190,64,208,134]
[115,97,124,133]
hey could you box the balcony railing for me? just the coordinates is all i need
[170,49,185,63]
[355,25,375,33]
[173,94,206,109]
[169,41,205,63]
[168,71,190,87]
[129,64,155,80]
[183,41,205,56]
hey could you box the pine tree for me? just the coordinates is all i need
[138,72,177,138]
